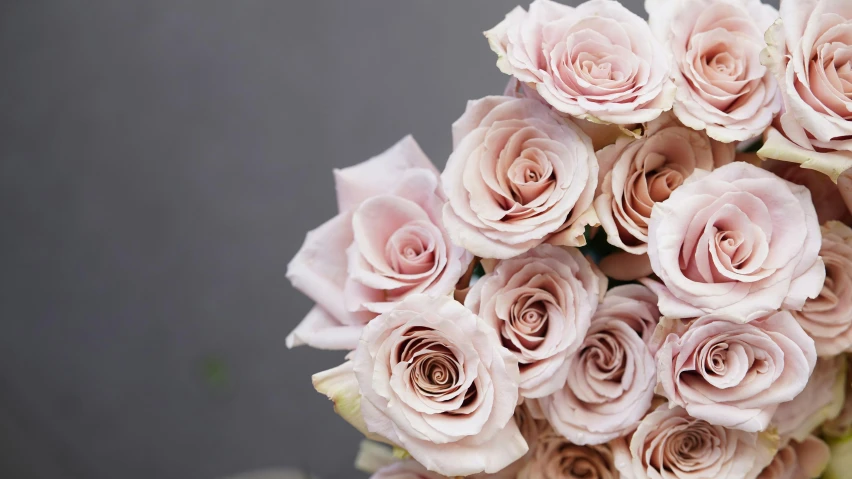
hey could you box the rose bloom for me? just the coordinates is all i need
[614,405,778,479]
[792,222,852,356]
[442,96,598,259]
[352,294,526,476]
[763,159,852,224]
[518,429,621,479]
[647,0,780,142]
[465,244,601,398]
[771,355,846,443]
[534,288,656,444]
[595,113,735,258]
[758,0,852,181]
[286,136,471,349]
[757,435,830,479]
[643,162,825,321]
[485,0,675,125]
[657,311,817,432]
[593,284,660,346]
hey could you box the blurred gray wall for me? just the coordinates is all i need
[0,1,778,478]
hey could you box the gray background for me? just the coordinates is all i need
[0,1,778,478]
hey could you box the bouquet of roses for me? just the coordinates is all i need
[286,0,852,477]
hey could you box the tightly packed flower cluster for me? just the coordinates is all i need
[288,0,852,477]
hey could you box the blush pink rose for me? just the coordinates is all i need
[464,244,601,398]
[763,159,852,224]
[757,435,830,479]
[518,429,621,479]
[533,290,656,444]
[442,96,598,259]
[594,284,660,347]
[353,294,526,477]
[647,0,780,142]
[771,355,846,443]
[792,222,852,356]
[643,162,825,321]
[615,405,778,479]
[595,113,735,257]
[286,137,471,350]
[758,0,852,181]
[485,0,675,125]
[657,311,817,432]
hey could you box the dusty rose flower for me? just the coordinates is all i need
[287,136,471,349]
[534,291,656,444]
[465,244,601,398]
[595,113,735,258]
[657,311,817,432]
[353,294,526,476]
[757,435,830,479]
[758,0,852,181]
[442,96,598,259]
[485,0,675,125]
[647,0,780,142]
[793,222,852,356]
[771,355,846,442]
[595,284,660,347]
[518,429,620,479]
[763,160,852,224]
[643,162,825,321]
[615,405,778,479]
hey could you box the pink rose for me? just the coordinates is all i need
[757,435,830,479]
[594,284,660,347]
[442,96,598,259]
[647,0,780,142]
[616,405,778,479]
[464,244,601,398]
[287,136,471,349]
[758,0,852,181]
[353,295,526,476]
[792,222,852,356]
[534,288,656,444]
[771,355,846,443]
[485,0,675,125]
[763,159,852,224]
[643,162,825,321]
[518,429,621,479]
[595,113,735,257]
[657,311,817,432]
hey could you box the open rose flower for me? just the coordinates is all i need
[615,405,778,479]
[518,429,620,479]
[534,289,656,444]
[657,311,817,432]
[792,222,852,356]
[644,162,825,321]
[287,136,471,349]
[465,244,601,398]
[771,355,846,443]
[485,0,675,125]
[595,113,735,259]
[442,96,598,259]
[757,435,830,479]
[352,294,526,476]
[647,0,780,142]
[758,0,852,181]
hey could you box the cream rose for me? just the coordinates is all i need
[657,311,817,432]
[771,355,846,443]
[616,405,778,479]
[464,244,601,398]
[518,429,621,479]
[647,0,780,142]
[534,290,656,444]
[792,222,852,356]
[287,136,471,349]
[757,435,830,479]
[595,113,735,257]
[442,96,598,259]
[758,0,852,181]
[485,0,675,125]
[643,162,825,321]
[352,294,526,476]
